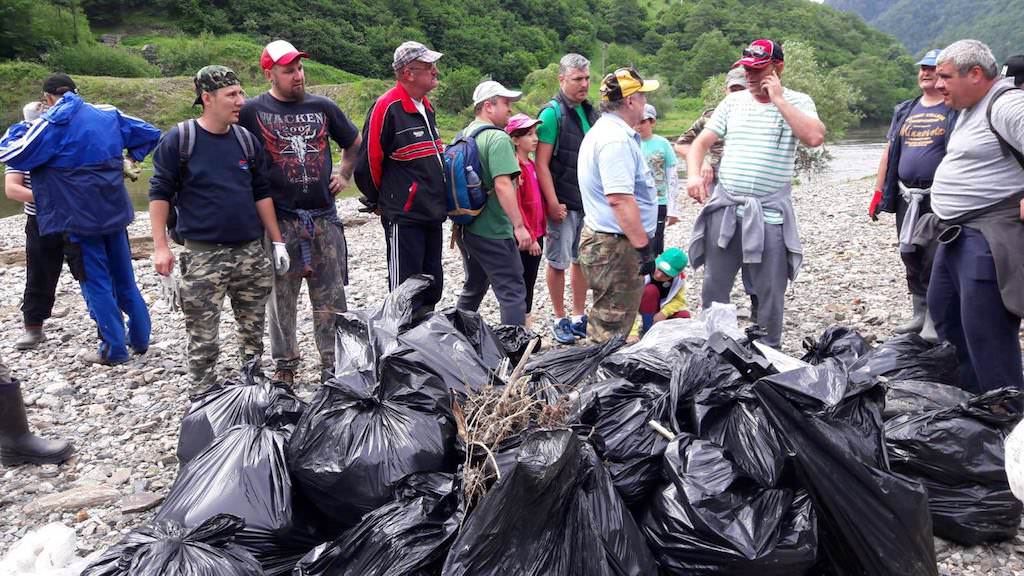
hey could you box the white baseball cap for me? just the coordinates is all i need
[472,80,522,106]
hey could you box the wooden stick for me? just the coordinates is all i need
[648,420,675,441]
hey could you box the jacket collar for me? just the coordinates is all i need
[394,82,434,114]
[42,92,83,125]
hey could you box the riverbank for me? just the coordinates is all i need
[0,145,1019,575]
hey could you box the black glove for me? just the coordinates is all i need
[356,196,378,214]
[636,243,656,277]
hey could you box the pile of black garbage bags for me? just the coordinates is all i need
[82,278,1022,576]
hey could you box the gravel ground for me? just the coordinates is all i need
[0,143,1021,574]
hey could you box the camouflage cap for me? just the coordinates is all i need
[193,65,240,105]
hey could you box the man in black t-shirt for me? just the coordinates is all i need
[149,65,288,388]
[238,40,362,384]
[871,48,958,338]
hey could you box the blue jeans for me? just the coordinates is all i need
[71,231,150,362]
[927,226,1022,394]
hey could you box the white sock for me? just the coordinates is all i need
[571,315,584,323]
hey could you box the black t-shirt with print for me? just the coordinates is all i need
[239,92,359,210]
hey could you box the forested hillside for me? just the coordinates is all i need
[1,0,917,132]
[826,0,1024,60]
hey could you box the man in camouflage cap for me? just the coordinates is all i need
[148,65,290,388]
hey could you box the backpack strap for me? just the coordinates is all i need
[541,98,563,156]
[176,119,196,167]
[986,85,1024,170]
[229,124,257,164]
[468,125,503,139]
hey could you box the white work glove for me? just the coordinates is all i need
[158,271,181,312]
[272,242,290,276]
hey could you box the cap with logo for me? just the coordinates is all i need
[726,67,748,89]
[734,39,784,69]
[504,113,542,135]
[600,67,659,102]
[42,73,77,95]
[655,247,688,278]
[193,65,241,105]
[393,41,443,71]
[1003,54,1024,85]
[642,104,657,121]
[472,80,522,106]
[260,40,308,70]
[916,48,942,68]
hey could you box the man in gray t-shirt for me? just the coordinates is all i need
[927,39,1024,395]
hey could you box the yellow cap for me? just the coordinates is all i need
[600,67,659,101]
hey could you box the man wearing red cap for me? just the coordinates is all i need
[238,40,362,385]
[686,39,825,349]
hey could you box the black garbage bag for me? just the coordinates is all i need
[759,358,887,467]
[572,377,674,509]
[883,379,973,420]
[641,434,817,575]
[754,381,937,576]
[81,514,263,576]
[177,361,303,465]
[848,333,959,387]
[157,406,321,575]
[800,325,870,369]
[602,328,704,384]
[693,380,787,488]
[287,354,456,530]
[885,387,1023,545]
[442,428,657,576]
[441,308,506,370]
[294,472,462,576]
[493,324,537,366]
[395,312,502,396]
[524,336,625,402]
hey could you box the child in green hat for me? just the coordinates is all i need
[630,247,690,339]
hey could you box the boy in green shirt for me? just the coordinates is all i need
[455,81,532,325]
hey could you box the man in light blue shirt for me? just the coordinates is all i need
[576,67,659,341]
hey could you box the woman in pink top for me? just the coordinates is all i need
[506,113,546,328]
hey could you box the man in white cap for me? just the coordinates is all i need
[354,41,448,316]
[454,80,532,326]
[238,40,362,385]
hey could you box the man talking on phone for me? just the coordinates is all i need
[684,39,825,348]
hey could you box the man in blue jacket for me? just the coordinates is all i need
[0,74,161,365]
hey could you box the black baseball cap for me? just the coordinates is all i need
[42,73,77,95]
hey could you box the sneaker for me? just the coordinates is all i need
[81,349,128,366]
[551,318,576,345]
[570,315,588,339]
[15,328,45,350]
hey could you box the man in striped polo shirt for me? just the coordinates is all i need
[685,39,826,348]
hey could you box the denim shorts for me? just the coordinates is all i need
[544,209,585,270]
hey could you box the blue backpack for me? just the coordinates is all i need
[443,124,502,224]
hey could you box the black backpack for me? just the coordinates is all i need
[986,84,1024,170]
[166,119,258,245]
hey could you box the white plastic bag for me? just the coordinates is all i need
[0,523,93,576]
[1005,419,1024,502]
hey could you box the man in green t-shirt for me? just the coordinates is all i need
[455,81,533,326]
[536,53,600,344]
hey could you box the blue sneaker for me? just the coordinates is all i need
[551,317,576,344]
[571,314,588,339]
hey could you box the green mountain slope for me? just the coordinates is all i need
[826,0,1024,60]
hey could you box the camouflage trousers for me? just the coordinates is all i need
[577,226,643,342]
[266,215,348,373]
[178,240,273,387]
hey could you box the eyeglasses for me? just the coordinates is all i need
[407,63,438,73]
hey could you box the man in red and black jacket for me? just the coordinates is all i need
[354,41,447,312]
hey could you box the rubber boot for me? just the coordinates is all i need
[895,294,926,334]
[0,379,74,466]
[919,305,939,344]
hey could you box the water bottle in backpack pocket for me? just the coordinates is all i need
[443,125,502,225]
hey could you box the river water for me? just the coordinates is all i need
[0,130,888,219]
